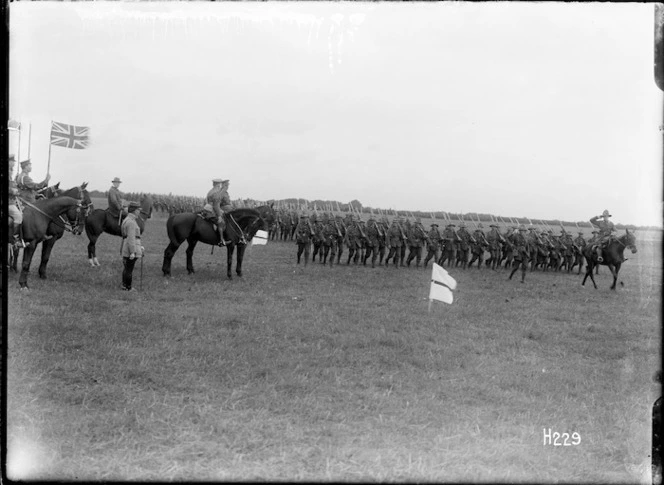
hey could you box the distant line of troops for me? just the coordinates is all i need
[269,212,599,276]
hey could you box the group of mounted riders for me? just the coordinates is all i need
[270,208,622,278]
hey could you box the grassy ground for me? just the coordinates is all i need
[5,208,661,482]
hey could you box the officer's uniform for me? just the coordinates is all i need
[120,202,143,291]
[16,160,50,203]
[295,215,314,266]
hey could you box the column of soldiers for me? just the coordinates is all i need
[290,212,596,275]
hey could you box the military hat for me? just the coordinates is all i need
[592,230,599,234]
[602,209,611,217]
[20,159,31,169]
[358,219,366,224]
[489,224,498,228]
[459,222,466,228]
[547,230,553,234]
[447,223,456,227]
[127,201,141,211]
[203,203,213,212]
[560,229,567,234]
[221,179,230,184]
[415,217,421,223]
[368,217,375,222]
[518,225,527,231]
[212,178,223,183]
[8,154,16,162]
[315,216,321,222]
[578,231,584,235]
[431,223,439,227]
[111,177,122,183]
[335,214,343,220]
[300,214,308,219]
[477,223,484,229]
[528,226,535,230]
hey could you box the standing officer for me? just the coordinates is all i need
[16,158,51,203]
[120,202,144,291]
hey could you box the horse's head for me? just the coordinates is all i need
[255,204,276,228]
[39,182,62,199]
[622,229,637,254]
[139,194,153,220]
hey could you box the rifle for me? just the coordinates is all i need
[333,219,343,238]
[396,220,408,242]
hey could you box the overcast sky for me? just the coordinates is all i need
[8,2,662,227]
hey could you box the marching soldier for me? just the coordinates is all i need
[345,216,362,265]
[423,222,443,269]
[363,217,381,268]
[468,223,489,269]
[311,216,325,263]
[438,223,459,268]
[385,218,404,268]
[405,217,428,268]
[334,215,346,264]
[485,224,505,270]
[456,222,475,270]
[322,215,341,266]
[376,216,390,265]
[589,209,615,262]
[295,214,314,266]
[508,225,530,283]
[16,158,51,203]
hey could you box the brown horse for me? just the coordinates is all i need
[581,230,637,290]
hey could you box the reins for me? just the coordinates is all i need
[19,197,85,234]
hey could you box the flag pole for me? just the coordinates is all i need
[46,121,52,176]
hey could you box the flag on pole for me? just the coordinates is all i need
[50,121,90,149]
[8,119,21,131]
[252,230,268,246]
[429,263,457,305]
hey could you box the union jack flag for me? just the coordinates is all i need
[50,121,90,149]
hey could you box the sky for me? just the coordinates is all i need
[8,1,663,227]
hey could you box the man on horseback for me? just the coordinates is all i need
[8,155,25,248]
[16,159,51,203]
[108,177,126,223]
[205,178,232,246]
[589,209,615,262]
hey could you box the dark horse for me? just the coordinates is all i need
[85,195,153,266]
[162,207,269,279]
[14,196,86,289]
[9,184,91,280]
[581,230,637,290]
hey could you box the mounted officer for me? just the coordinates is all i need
[16,158,51,203]
[204,178,232,246]
[107,177,127,224]
[589,209,615,262]
[8,155,25,248]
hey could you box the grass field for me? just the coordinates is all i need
[5,205,661,482]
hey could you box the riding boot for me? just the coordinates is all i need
[13,224,25,248]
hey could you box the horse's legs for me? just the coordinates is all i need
[226,244,235,279]
[185,239,199,274]
[234,244,246,278]
[582,262,598,289]
[38,236,58,279]
[609,263,620,290]
[18,242,38,289]
[162,241,181,276]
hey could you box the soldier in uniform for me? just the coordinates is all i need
[295,214,314,266]
[468,223,489,269]
[485,224,505,270]
[311,215,325,263]
[508,225,530,283]
[385,219,405,268]
[589,209,615,262]
[16,159,51,203]
[423,222,443,269]
[322,215,341,267]
[8,155,25,248]
[405,217,428,268]
[345,216,362,265]
[206,178,232,246]
[376,216,390,265]
[455,222,475,269]
[438,223,459,268]
[120,202,144,291]
[363,217,380,267]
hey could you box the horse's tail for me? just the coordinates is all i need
[166,214,178,244]
[166,212,197,245]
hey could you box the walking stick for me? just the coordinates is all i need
[140,253,143,291]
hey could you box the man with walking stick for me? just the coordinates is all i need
[120,202,144,291]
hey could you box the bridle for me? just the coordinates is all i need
[20,197,86,234]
